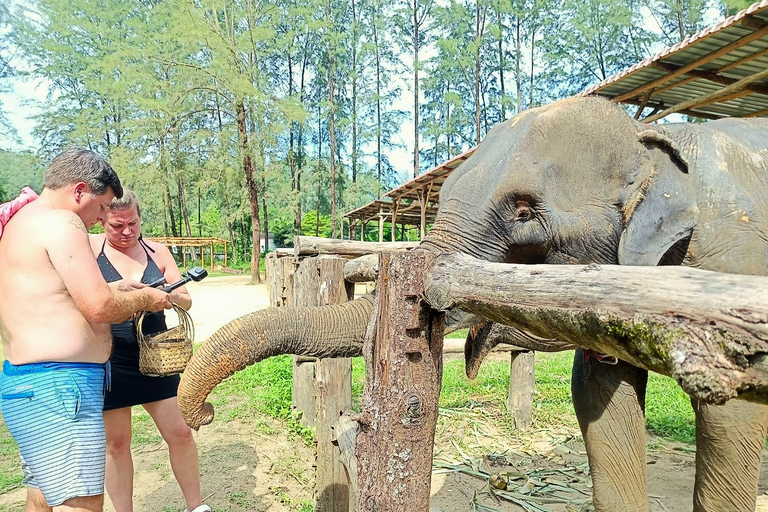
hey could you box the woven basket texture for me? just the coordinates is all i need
[137,303,194,377]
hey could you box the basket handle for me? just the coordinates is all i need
[136,303,194,344]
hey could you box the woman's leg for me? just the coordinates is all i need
[103,407,134,512]
[144,397,203,511]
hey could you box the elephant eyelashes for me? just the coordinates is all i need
[515,201,533,221]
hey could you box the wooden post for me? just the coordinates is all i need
[508,351,535,430]
[419,189,427,241]
[292,257,320,427]
[357,251,444,512]
[315,257,354,512]
[183,248,187,268]
[279,257,295,307]
[224,241,228,268]
[378,206,384,242]
[265,253,278,306]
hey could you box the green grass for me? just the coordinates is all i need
[219,350,695,444]
[0,347,697,506]
[0,423,22,494]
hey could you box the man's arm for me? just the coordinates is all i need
[46,210,170,323]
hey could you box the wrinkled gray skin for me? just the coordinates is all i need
[421,97,768,512]
[180,97,768,511]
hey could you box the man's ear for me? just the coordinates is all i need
[73,182,88,203]
[618,130,699,266]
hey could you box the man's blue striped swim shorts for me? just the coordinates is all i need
[0,360,107,506]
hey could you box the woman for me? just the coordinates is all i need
[90,190,209,512]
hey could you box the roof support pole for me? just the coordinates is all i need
[378,206,384,242]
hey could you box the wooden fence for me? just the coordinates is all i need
[264,237,538,511]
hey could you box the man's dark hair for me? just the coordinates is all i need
[43,148,123,199]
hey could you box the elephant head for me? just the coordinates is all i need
[422,97,698,268]
[178,97,698,428]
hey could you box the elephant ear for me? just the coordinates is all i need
[618,130,699,266]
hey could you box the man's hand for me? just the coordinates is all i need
[144,287,173,312]
[115,279,146,292]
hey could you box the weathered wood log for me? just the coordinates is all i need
[273,247,294,257]
[292,257,319,427]
[343,254,379,283]
[315,257,354,512]
[357,251,444,512]
[424,252,768,405]
[333,412,360,512]
[295,235,419,258]
[508,351,535,430]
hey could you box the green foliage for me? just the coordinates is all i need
[5,0,729,249]
[0,149,45,197]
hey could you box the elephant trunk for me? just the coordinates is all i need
[178,295,374,429]
[465,321,575,378]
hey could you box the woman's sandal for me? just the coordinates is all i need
[186,506,212,512]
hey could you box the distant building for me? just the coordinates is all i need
[260,232,275,253]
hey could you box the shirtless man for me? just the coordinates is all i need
[0,148,172,512]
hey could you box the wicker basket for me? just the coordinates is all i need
[137,303,195,377]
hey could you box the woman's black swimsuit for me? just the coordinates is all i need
[97,240,180,411]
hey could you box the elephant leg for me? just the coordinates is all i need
[572,348,649,512]
[691,399,768,512]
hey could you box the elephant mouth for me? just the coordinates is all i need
[504,244,548,265]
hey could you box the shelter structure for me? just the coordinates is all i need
[581,0,768,121]
[344,149,474,242]
[344,0,768,239]
[147,236,230,271]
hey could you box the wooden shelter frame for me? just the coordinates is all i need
[344,149,475,242]
[146,237,230,271]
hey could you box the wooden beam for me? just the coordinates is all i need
[614,23,768,102]
[648,61,768,98]
[424,253,768,405]
[294,236,419,258]
[622,98,722,121]
[634,89,654,119]
[746,105,768,117]
[644,66,768,122]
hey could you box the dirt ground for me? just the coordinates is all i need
[2,275,768,511]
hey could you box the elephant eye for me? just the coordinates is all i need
[515,201,533,221]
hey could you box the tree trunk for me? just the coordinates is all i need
[328,0,337,238]
[374,0,382,197]
[351,0,358,184]
[424,252,768,406]
[236,99,262,284]
[357,251,444,512]
[515,16,522,113]
[412,0,420,178]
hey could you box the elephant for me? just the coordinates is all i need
[178,97,768,511]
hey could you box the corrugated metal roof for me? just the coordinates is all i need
[580,0,768,120]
